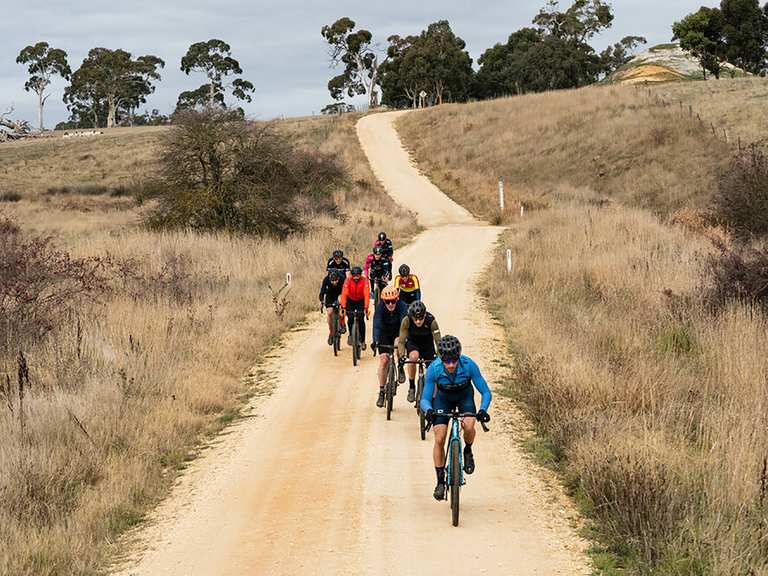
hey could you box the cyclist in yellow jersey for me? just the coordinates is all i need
[394,264,421,305]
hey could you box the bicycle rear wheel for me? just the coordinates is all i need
[386,358,394,421]
[417,373,426,441]
[352,317,359,366]
[450,441,461,526]
[332,311,340,357]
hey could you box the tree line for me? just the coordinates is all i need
[322,0,768,111]
[15,39,253,131]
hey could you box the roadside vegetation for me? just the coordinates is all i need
[398,77,768,574]
[0,112,415,576]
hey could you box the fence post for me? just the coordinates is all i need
[520,204,525,218]
[506,249,513,275]
[498,177,505,211]
[286,272,292,289]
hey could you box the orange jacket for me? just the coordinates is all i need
[340,276,370,311]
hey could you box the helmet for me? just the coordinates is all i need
[378,231,387,241]
[351,266,363,276]
[398,264,410,277]
[437,335,462,361]
[373,246,383,256]
[329,271,340,282]
[408,300,426,320]
[332,249,343,258]
[381,285,399,302]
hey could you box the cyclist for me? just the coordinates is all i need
[397,301,441,403]
[364,246,392,300]
[420,335,492,501]
[373,231,394,261]
[340,266,371,349]
[326,249,350,278]
[319,271,345,345]
[372,285,408,408]
[394,264,421,305]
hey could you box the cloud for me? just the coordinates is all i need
[1,0,706,127]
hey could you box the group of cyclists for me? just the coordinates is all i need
[319,231,492,502]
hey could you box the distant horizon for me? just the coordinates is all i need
[2,0,709,127]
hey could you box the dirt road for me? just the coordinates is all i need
[115,112,589,576]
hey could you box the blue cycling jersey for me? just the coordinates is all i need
[420,355,492,413]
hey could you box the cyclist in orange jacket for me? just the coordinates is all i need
[340,266,371,349]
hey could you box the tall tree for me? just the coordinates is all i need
[600,35,648,76]
[474,28,542,98]
[16,42,71,131]
[673,7,727,78]
[64,48,164,128]
[179,39,254,109]
[721,0,768,72]
[533,0,614,43]
[321,17,385,109]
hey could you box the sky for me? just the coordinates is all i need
[1,0,712,128]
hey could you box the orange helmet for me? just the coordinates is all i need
[381,285,399,302]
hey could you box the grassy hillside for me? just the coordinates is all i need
[398,80,768,574]
[0,114,415,576]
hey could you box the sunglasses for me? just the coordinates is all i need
[443,357,459,366]
[384,300,397,306]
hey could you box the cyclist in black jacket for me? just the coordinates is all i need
[319,271,345,345]
[326,250,351,278]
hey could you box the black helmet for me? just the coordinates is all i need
[399,264,410,277]
[332,249,343,258]
[351,266,363,276]
[378,231,387,241]
[373,246,383,256]
[437,335,462,361]
[408,300,426,320]
[329,271,340,282]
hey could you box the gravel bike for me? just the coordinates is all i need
[401,357,433,440]
[376,344,398,420]
[321,302,342,357]
[426,408,490,526]
[349,309,365,366]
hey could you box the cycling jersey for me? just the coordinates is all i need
[372,299,408,346]
[420,356,492,414]
[319,276,343,307]
[340,276,370,310]
[397,313,440,358]
[364,254,392,281]
[394,274,421,303]
[326,256,350,276]
[373,238,394,260]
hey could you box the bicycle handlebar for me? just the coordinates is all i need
[424,412,491,433]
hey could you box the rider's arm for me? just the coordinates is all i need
[339,279,349,309]
[372,303,382,343]
[363,279,371,312]
[364,254,372,277]
[420,365,437,413]
[430,318,442,350]
[412,275,421,301]
[467,358,492,411]
[398,317,409,357]
[319,277,327,302]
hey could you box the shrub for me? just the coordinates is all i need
[0,191,22,202]
[0,218,110,348]
[713,147,768,241]
[704,241,768,311]
[146,109,347,237]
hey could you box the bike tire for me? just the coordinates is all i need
[332,312,340,357]
[352,317,359,367]
[417,374,426,441]
[450,441,461,527]
[386,358,394,421]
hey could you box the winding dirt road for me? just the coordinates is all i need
[115,112,590,575]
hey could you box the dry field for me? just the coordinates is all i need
[0,114,415,576]
[399,80,768,573]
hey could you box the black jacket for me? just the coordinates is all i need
[319,275,344,307]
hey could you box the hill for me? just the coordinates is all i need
[610,43,748,84]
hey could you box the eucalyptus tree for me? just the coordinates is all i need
[16,42,71,131]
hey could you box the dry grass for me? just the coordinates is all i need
[397,82,734,221]
[398,80,768,572]
[0,113,415,576]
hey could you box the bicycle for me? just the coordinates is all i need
[400,357,433,440]
[321,302,342,357]
[348,309,365,366]
[376,344,398,420]
[426,408,490,527]
[370,273,389,306]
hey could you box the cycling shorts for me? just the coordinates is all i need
[432,385,476,426]
[377,326,399,348]
[406,339,436,361]
[399,291,418,305]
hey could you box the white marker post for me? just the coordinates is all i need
[506,249,513,275]
[286,272,292,289]
[498,177,505,211]
[520,204,525,218]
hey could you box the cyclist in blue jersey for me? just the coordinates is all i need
[420,335,492,501]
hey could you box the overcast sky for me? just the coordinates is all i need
[1,0,711,127]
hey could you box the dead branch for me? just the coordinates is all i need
[267,280,292,318]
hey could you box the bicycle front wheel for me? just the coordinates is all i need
[332,312,340,357]
[386,359,394,421]
[352,318,359,366]
[450,441,461,526]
